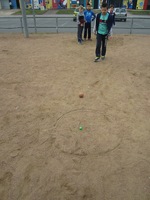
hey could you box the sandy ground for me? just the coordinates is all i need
[0,33,150,200]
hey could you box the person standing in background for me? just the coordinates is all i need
[77,5,85,44]
[94,3,113,62]
[9,0,13,9]
[84,3,96,41]
[108,4,115,38]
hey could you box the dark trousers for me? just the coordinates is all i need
[95,33,108,57]
[77,24,83,42]
[84,22,91,39]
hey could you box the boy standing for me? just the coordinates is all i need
[84,3,96,41]
[108,4,115,38]
[94,3,113,62]
[77,5,85,44]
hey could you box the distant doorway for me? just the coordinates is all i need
[94,0,98,9]
[16,0,20,8]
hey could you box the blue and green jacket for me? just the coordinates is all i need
[95,12,113,35]
[84,10,96,23]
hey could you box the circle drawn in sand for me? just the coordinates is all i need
[54,110,124,156]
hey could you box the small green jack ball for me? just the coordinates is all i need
[79,126,83,130]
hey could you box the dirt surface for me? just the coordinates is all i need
[43,9,58,15]
[0,33,150,200]
[0,9,20,16]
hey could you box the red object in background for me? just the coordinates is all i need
[52,0,58,8]
[143,0,148,10]
[43,0,46,6]
[40,0,46,6]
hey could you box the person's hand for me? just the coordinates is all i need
[108,35,112,40]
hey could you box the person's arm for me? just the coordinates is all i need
[107,14,113,34]
[96,13,100,32]
[84,10,87,22]
[93,13,99,34]
[93,18,96,34]
[92,11,96,21]
[77,13,79,24]
[77,13,84,24]
[84,13,86,23]
[113,13,116,25]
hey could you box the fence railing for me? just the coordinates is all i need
[0,16,150,35]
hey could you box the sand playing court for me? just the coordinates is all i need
[0,33,150,200]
